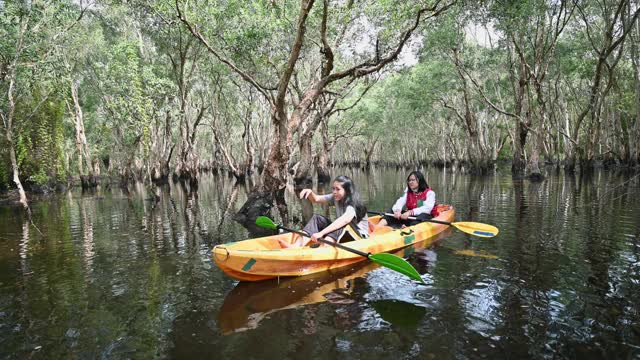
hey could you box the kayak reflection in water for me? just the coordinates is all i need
[373,170,439,230]
[278,175,369,248]
[218,260,375,334]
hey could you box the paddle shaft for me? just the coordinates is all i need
[254,216,425,282]
[276,225,370,258]
[368,210,499,238]
[368,210,453,226]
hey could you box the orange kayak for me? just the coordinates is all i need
[213,205,454,281]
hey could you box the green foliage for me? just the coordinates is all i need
[420,10,464,54]
[0,0,92,189]
[344,58,458,142]
[94,40,154,156]
[496,140,512,162]
[0,139,9,191]
[14,89,67,186]
[555,31,596,82]
[1,0,638,187]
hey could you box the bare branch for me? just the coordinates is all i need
[327,1,456,83]
[275,0,317,113]
[175,0,274,102]
[439,98,465,123]
[331,78,377,114]
[320,0,334,78]
[456,58,520,119]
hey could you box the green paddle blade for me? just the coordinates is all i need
[255,216,277,230]
[451,222,499,238]
[368,253,424,283]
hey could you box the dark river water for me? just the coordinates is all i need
[1,167,639,359]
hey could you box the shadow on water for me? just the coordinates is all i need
[369,300,426,330]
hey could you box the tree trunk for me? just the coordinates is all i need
[178,0,454,226]
[152,145,174,185]
[212,124,242,181]
[169,33,203,185]
[241,108,255,176]
[511,48,529,175]
[512,118,528,175]
[2,19,29,209]
[294,93,344,185]
[176,105,205,187]
[527,90,546,180]
[176,133,200,185]
[631,8,640,166]
[451,47,489,173]
[315,120,332,183]
[509,0,573,176]
[7,128,28,208]
[363,137,378,170]
[526,131,544,181]
[70,80,99,190]
[570,0,640,170]
[151,109,174,184]
[293,132,314,187]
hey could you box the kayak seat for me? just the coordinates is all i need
[338,225,364,244]
[277,233,306,248]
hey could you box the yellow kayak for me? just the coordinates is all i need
[212,205,455,281]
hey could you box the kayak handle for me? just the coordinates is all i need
[213,245,230,262]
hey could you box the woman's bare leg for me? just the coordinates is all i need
[278,235,311,248]
[372,218,388,230]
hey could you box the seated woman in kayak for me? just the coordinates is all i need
[278,175,369,248]
[373,170,438,230]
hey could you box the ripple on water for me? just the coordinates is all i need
[111,283,127,297]
[2,169,640,359]
[463,280,501,333]
[364,269,431,302]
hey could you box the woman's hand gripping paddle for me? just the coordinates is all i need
[368,211,499,238]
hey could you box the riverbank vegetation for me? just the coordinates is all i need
[1,0,639,216]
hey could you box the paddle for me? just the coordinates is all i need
[368,211,499,238]
[255,216,424,283]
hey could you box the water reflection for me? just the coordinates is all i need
[218,261,378,334]
[79,197,95,278]
[369,300,427,330]
[218,233,451,335]
[0,169,639,359]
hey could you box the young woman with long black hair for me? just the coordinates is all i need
[279,175,368,248]
[373,170,438,229]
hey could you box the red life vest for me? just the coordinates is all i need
[406,187,439,217]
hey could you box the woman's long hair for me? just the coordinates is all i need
[333,175,367,221]
[406,171,429,193]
